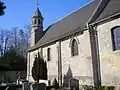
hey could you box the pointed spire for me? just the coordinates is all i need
[32,0,43,19]
[33,7,43,18]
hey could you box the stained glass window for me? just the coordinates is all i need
[111,26,120,51]
[47,48,51,61]
[71,39,78,56]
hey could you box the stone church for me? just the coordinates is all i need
[27,0,120,88]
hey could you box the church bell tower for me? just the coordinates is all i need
[30,6,44,47]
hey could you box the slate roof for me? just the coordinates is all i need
[32,7,43,18]
[95,0,120,23]
[28,0,100,51]
[29,0,120,51]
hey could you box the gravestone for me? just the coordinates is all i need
[69,78,79,90]
[39,80,48,86]
[31,83,46,90]
[22,82,29,90]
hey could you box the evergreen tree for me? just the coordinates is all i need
[0,47,26,70]
[32,55,40,82]
[38,52,44,79]
[44,61,47,80]
[0,1,6,15]
[32,52,47,82]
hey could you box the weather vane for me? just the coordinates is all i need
[36,0,39,7]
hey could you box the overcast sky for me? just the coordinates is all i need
[0,0,92,30]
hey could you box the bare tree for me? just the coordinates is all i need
[0,29,10,56]
[0,26,30,57]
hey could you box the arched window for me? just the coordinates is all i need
[34,19,36,24]
[111,26,120,51]
[47,48,51,61]
[38,19,40,25]
[71,39,78,56]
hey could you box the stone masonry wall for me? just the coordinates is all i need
[97,18,120,86]
[61,30,93,85]
[27,30,94,86]
[42,43,58,83]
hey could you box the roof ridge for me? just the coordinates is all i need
[88,0,110,24]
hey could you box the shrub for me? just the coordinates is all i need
[99,86,115,90]
[52,78,59,89]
